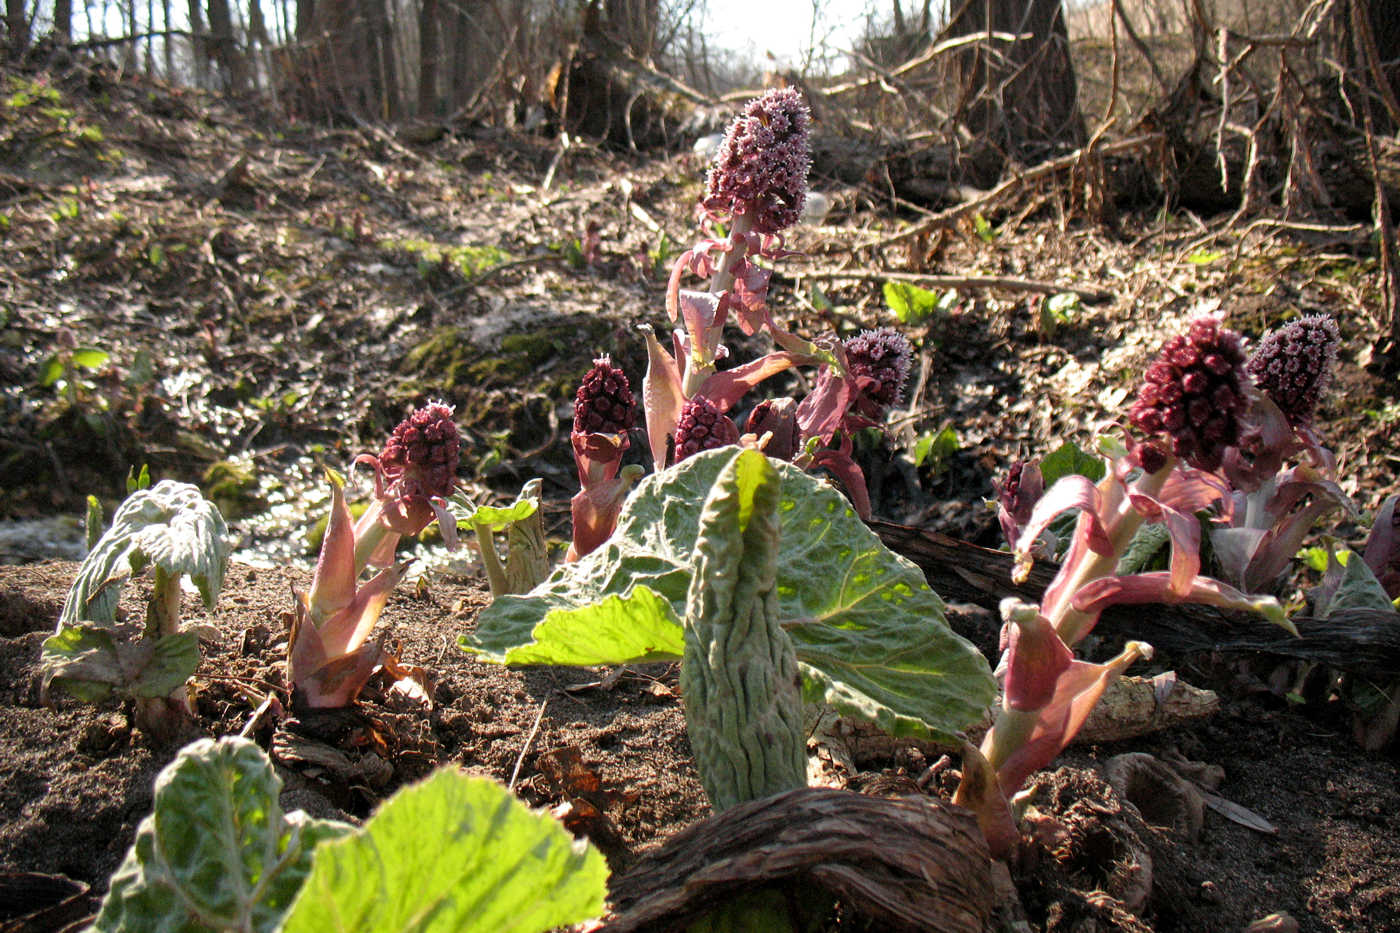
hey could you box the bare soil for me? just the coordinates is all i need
[2,55,1400,932]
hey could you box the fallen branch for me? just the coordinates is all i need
[871,520,1400,675]
[786,268,1115,304]
[857,133,1163,251]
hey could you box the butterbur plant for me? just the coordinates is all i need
[1212,314,1352,592]
[466,447,996,811]
[955,315,1291,857]
[42,480,231,740]
[93,736,607,933]
[288,402,461,708]
[568,356,644,561]
[602,88,903,519]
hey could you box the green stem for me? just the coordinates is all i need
[146,566,181,640]
[475,525,508,597]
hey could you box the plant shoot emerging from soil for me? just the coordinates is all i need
[287,402,462,708]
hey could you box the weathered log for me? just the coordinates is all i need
[871,519,1400,676]
[604,787,994,933]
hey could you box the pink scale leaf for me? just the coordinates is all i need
[1071,571,1293,634]
[1013,475,1113,583]
[641,326,686,469]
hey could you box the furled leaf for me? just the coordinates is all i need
[1314,548,1395,618]
[60,480,231,628]
[42,625,198,701]
[280,769,608,933]
[92,737,352,933]
[465,448,996,741]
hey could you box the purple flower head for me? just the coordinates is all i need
[379,401,461,502]
[844,327,913,417]
[573,355,636,436]
[703,88,812,236]
[1245,314,1340,426]
[1128,316,1248,472]
[674,396,739,462]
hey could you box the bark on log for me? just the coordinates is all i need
[604,787,994,933]
[871,519,1400,676]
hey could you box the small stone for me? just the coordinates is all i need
[1243,911,1299,933]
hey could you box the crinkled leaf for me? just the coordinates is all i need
[280,769,607,933]
[465,448,995,741]
[450,486,540,532]
[93,737,352,933]
[1314,548,1395,618]
[42,625,199,701]
[1116,521,1171,575]
[61,480,230,629]
[1039,441,1105,485]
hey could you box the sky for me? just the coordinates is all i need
[701,0,876,69]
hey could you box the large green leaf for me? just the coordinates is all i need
[41,625,198,702]
[465,448,995,741]
[93,737,352,933]
[61,480,231,628]
[280,769,608,933]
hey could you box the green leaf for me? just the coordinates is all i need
[466,449,995,741]
[1186,249,1225,265]
[973,213,997,243]
[1039,440,1106,485]
[85,494,103,552]
[1116,522,1170,575]
[127,463,151,494]
[882,280,941,325]
[61,480,230,629]
[913,426,959,471]
[280,769,608,933]
[93,737,352,933]
[809,283,832,312]
[1315,548,1395,618]
[41,625,200,700]
[450,484,540,532]
[38,353,64,387]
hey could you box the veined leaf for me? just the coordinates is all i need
[883,280,940,325]
[465,448,995,741]
[60,480,230,628]
[42,625,198,701]
[1040,440,1106,485]
[93,738,352,933]
[281,769,607,933]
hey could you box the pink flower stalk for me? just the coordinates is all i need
[956,317,1291,859]
[288,402,462,708]
[994,459,1045,551]
[567,357,643,562]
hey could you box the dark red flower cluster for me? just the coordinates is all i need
[1245,314,1339,426]
[844,327,912,415]
[703,88,812,236]
[674,396,737,462]
[379,402,460,500]
[1128,316,1248,472]
[573,356,636,435]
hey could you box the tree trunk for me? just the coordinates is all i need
[206,0,249,91]
[417,0,441,116]
[5,0,28,58]
[53,0,72,43]
[187,0,207,87]
[944,0,1085,162]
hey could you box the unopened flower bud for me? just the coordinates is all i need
[379,401,460,500]
[1245,314,1340,426]
[1128,316,1247,472]
[573,356,636,435]
[674,396,738,461]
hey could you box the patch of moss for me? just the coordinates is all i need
[202,459,267,520]
[379,238,513,279]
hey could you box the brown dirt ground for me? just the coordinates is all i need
[1,561,1399,931]
[3,53,1400,933]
